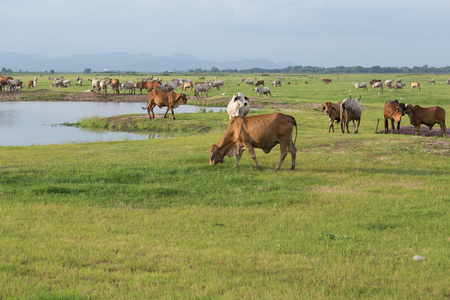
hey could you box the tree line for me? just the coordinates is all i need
[188,65,450,74]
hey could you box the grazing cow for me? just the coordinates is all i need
[227,92,250,119]
[404,104,446,136]
[122,81,135,94]
[395,79,402,83]
[353,82,367,91]
[143,91,187,119]
[211,80,224,90]
[384,100,406,134]
[255,80,264,87]
[384,80,392,85]
[370,80,383,91]
[246,79,254,86]
[209,113,298,171]
[255,86,271,96]
[272,80,282,87]
[7,79,23,92]
[321,78,332,84]
[27,80,34,89]
[194,82,213,98]
[446,79,450,85]
[428,79,435,84]
[410,81,421,91]
[240,77,246,82]
[62,79,71,87]
[108,79,120,94]
[146,80,161,92]
[322,101,342,133]
[340,96,362,133]
[161,81,178,92]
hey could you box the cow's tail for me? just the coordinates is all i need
[290,116,298,146]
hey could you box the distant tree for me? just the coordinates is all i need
[84,68,92,74]
[1,67,13,73]
[210,66,220,73]
[50,69,55,74]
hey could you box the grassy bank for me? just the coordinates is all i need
[0,73,449,298]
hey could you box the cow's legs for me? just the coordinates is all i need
[233,148,245,168]
[163,107,170,118]
[384,117,389,133]
[440,122,446,137]
[415,124,421,135]
[396,120,401,134]
[245,144,259,169]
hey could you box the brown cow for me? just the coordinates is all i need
[136,81,147,94]
[143,90,187,119]
[0,76,13,91]
[182,81,193,91]
[209,113,298,171]
[27,80,34,89]
[321,78,332,84]
[322,101,342,133]
[384,100,406,134]
[255,80,264,87]
[404,104,446,136]
[108,79,120,94]
[146,80,161,93]
[410,81,421,91]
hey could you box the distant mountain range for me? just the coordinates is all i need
[0,52,295,73]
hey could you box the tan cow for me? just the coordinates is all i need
[321,78,332,84]
[146,80,161,93]
[410,81,421,91]
[209,113,298,171]
[143,90,187,119]
[404,104,446,136]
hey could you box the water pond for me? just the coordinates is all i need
[0,102,225,146]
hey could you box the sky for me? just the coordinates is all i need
[1,0,449,68]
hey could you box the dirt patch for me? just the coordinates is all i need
[377,126,449,137]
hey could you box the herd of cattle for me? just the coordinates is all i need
[0,74,447,170]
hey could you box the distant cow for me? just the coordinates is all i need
[353,82,367,91]
[410,81,421,91]
[227,92,250,119]
[272,80,282,87]
[428,79,435,84]
[322,101,342,133]
[404,104,446,136]
[143,91,187,119]
[209,113,298,171]
[340,96,362,133]
[384,100,406,134]
[194,82,213,98]
[122,81,135,94]
[146,80,161,92]
[370,80,383,91]
[255,80,264,87]
[136,81,147,94]
[255,86,271,96]
[322,78,332,84]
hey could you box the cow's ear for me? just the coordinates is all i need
[244,96,249,101]
[233,95,239,102]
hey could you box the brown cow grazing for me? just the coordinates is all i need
[108,79,120,94]
[410,81,421,91]
[146,80,161,93]
[182,81,193,91]
[384,100,406,134]
[0,76,13,91]
[321,78,332,84]
[27,80,34,89]
[143,90,187,119]
[255,80,264,87]
[136,81,147,94]
[404,104,446,136]
[322,101,342,133]
[209,113,298,171]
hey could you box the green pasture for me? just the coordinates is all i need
[0,73,449,298]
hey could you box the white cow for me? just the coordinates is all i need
[227,92,250,119]
[340,96,362,133]
[255,86,271,96]
[161,81,178,92]
[99,79,108,94]
[194,82,213,98]
[91,78,100,93]
[353,82,367,91]
[7,79,23,92]
[121,81,135,94]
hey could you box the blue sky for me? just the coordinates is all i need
[2,0,449,67]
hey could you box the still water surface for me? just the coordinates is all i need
[0,102,225,146]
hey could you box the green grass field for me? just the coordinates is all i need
[0,73,449,298]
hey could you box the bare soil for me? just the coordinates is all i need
[378,126,449,137]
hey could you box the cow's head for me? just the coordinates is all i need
[209,144,224,166]
[405,104,415,116]
[398,103,406,116]
[176,93,188,104]
[322,101,332,114]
